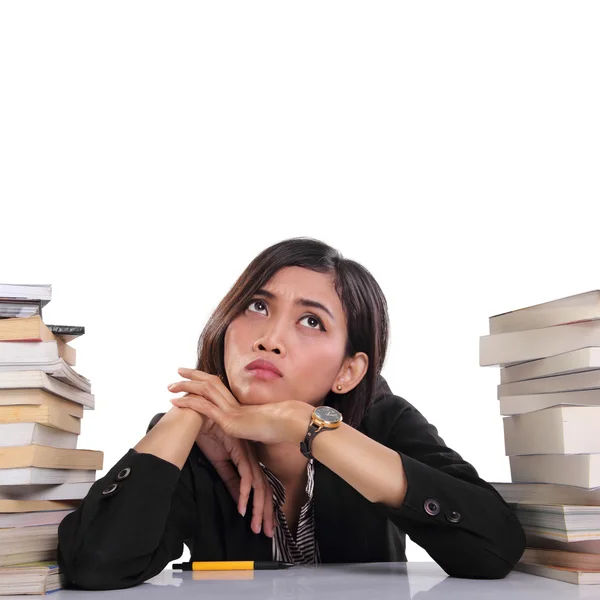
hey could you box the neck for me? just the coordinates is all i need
[255,441,309,487]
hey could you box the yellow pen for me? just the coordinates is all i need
[173,561,294,571]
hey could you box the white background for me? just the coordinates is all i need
[1,1,599,567]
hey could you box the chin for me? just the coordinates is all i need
[233,386,280,406]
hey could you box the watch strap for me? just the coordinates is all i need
[300,422,324,459]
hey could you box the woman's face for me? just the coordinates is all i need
[224,266,352,407]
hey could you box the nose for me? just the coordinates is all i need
[252,321,286,356]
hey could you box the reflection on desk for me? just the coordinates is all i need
[6,562,598,600]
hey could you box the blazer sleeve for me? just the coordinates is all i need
[56,413,197,590]
[363,380,526,579]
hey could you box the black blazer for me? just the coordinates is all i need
[56,375,526,590]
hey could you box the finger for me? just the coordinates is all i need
[171,394,225,425]
[212,460,241,504]
[247,453,267,535]
[172,395,269,444]
[176,369,239,408]
[227,439,253,517]
[169,378,238,411]
[262,472,276,538]
[245,442,275,538]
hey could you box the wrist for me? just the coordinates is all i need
[169,405,205,429]
[285,401,315,445]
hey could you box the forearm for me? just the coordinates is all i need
[300,417,408,508]
[58,447,195,590]
[134,406,204,469]
[306,418,523,578]
[375,451,526,578]
[59,408,202,589]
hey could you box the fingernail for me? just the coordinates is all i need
[240,507,246,517]
[168,384,177,390]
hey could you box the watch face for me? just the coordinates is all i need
[315,406,342,424]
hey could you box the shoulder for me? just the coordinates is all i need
[359,374,435,443]
[365,373,422,421]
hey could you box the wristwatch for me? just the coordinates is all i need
[300,406,343,459]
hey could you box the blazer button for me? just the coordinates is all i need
[424,499,440,516]
[446,510,462,523]
[102,483,118,495]
[116,467,131,480]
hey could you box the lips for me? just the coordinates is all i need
[245,359,283,377]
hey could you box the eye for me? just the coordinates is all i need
[246,299,326,332]
[299,315,326,332]
[247,299,268,315]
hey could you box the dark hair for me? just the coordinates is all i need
[195,237,389,428]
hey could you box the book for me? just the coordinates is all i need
[0,369,95,409]
[499,389,600,416]
[526,532,600,554]
[0,390,83,434]
[509,454,600,488]
[0,468,96,487]
[0,561,63,596]
[499,368,600,397]
[489,290,600,335]
[514,504,600,540]
[515,561,600,585]
[0,284,51,308]
[0,284,95,594]
[522,547,600,571]
[500,348,600,384]
[46,324,85,343]
[0,445,103,471]
[0,338,76,371]
[0,499,80,513]
[0,480,93,499]
[503,406,600,455]
[0,357,91,394]
[480,321,600,367]
[491,481,600,506]
[0,549,56,570]
[522,524,600,544]
[0,509,74,528]
[0,524,58,567]
[0,301,42,319]
[0,422,78,449]
[0,317,76,365]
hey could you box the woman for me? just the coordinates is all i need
[57,237,526,590]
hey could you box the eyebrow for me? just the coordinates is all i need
[254,289,335,322]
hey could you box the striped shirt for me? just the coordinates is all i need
[260,460,321,564]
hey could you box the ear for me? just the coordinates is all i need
[332,352,369,394]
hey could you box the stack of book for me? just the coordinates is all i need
[0,283,102,595]
[481,290,600,585]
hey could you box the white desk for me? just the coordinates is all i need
[6,562,597,599]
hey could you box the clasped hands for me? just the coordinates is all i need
[167,367,313,537]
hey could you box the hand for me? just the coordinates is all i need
[168,368,313,445]
[193,417,275,537]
